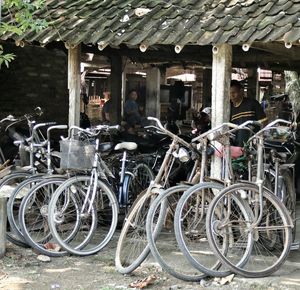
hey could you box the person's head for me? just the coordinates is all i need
[128,90,138,101]
[103,88,110,100]
[201,107,211,120]
[230,80,244,105]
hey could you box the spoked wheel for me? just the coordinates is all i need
[146,184,205,281]
[7,174,44,245]
[115,189,163,274]
[206,183,292,278]
[125,163,154,212]
[174,182,231,277]
[0,171,32,247]
[48,176,118,256]
[19,176,69,257]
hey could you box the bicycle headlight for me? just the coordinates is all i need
[178,147,190,163]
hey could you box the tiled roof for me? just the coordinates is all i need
[2,0,300,48]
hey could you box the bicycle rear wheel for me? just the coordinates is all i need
[146,184,206,281]
[206,183,292,278]
[48,176,118,256]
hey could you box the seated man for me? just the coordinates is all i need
[124,90,142,133]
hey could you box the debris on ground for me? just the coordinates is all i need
[129,274,158,289]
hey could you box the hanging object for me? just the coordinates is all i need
[175,45,183,53]
[242,43,250,51]
[285,42,292,49]
[212,46,219,54]
[139,43,148,52]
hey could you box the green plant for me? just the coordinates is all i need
[0,0,48,68]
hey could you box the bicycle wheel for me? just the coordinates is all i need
[146,184,206,281]
[115,188,162,274]
[48,175,118,256]
[0,171,32,247]
[206,183,292,278]
[19,176,68,257]
[174,182,232,277]
[7,174,44,244]
[125,162,154,211]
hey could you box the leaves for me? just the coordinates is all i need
[0,0,47,68]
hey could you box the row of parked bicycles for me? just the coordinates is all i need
[0,107,298,281]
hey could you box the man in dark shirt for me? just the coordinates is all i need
[230,80,267,147]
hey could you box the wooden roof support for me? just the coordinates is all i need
[68,44,81,127]
[211,44,232,179]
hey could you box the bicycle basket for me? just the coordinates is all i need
[60,139,95,170]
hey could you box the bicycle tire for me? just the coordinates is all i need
[0,171,32,247]
[19,176,69,257]
[146,184,206,281]
[115,188,162,274]
[123,162,154,213]
[174,182,232,277]
[7,174,44,244]
[48,175,118,256]
[206,182,292,278]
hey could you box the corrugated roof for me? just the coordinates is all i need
[1,0,300,48]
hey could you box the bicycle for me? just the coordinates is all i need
[48,125,153,256]
[115,116,196,274]
[206,119,294,278]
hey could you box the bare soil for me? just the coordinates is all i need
[1,232,300,290]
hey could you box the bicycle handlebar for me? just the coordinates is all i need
[192,120,261,143]
[248,119,292,143]
[147,116,191,149]
[69,124,120,138]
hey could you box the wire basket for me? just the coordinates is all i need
[60,139,95,170]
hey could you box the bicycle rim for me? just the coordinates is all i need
[147,184,206,281]
[206,183,292,278]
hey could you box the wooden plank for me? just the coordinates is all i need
[211,44,232,179]
[68,45,81,127]
[0,198,7,258]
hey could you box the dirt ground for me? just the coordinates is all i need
[1,229,300,290]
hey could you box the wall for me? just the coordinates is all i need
[0,42,68,124]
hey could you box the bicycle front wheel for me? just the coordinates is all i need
[174,182,231,277]
[115,188,161,274]
[206,183,292,278]
[48,176,118,256]
[146,184,205,281]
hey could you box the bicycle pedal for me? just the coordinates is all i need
[290,241,300,251]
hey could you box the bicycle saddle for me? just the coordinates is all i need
[114,142,137,151]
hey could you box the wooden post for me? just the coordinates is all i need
[110,55,122,125]
[0,197,7,258]
[211,44,232,179]
[146,67,161,118]
[68,45,81,127]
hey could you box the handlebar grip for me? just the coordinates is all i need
[109,125,120,130]
[48,125,68,130]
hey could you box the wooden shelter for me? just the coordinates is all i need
[2,0,300,133]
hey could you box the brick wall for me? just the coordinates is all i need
[0,42,68,125]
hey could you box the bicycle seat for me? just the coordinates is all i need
[99,142,113,152]
[114,142,137,151]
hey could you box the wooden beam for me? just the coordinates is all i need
[211,44,232,179]
[68,45,81,127]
